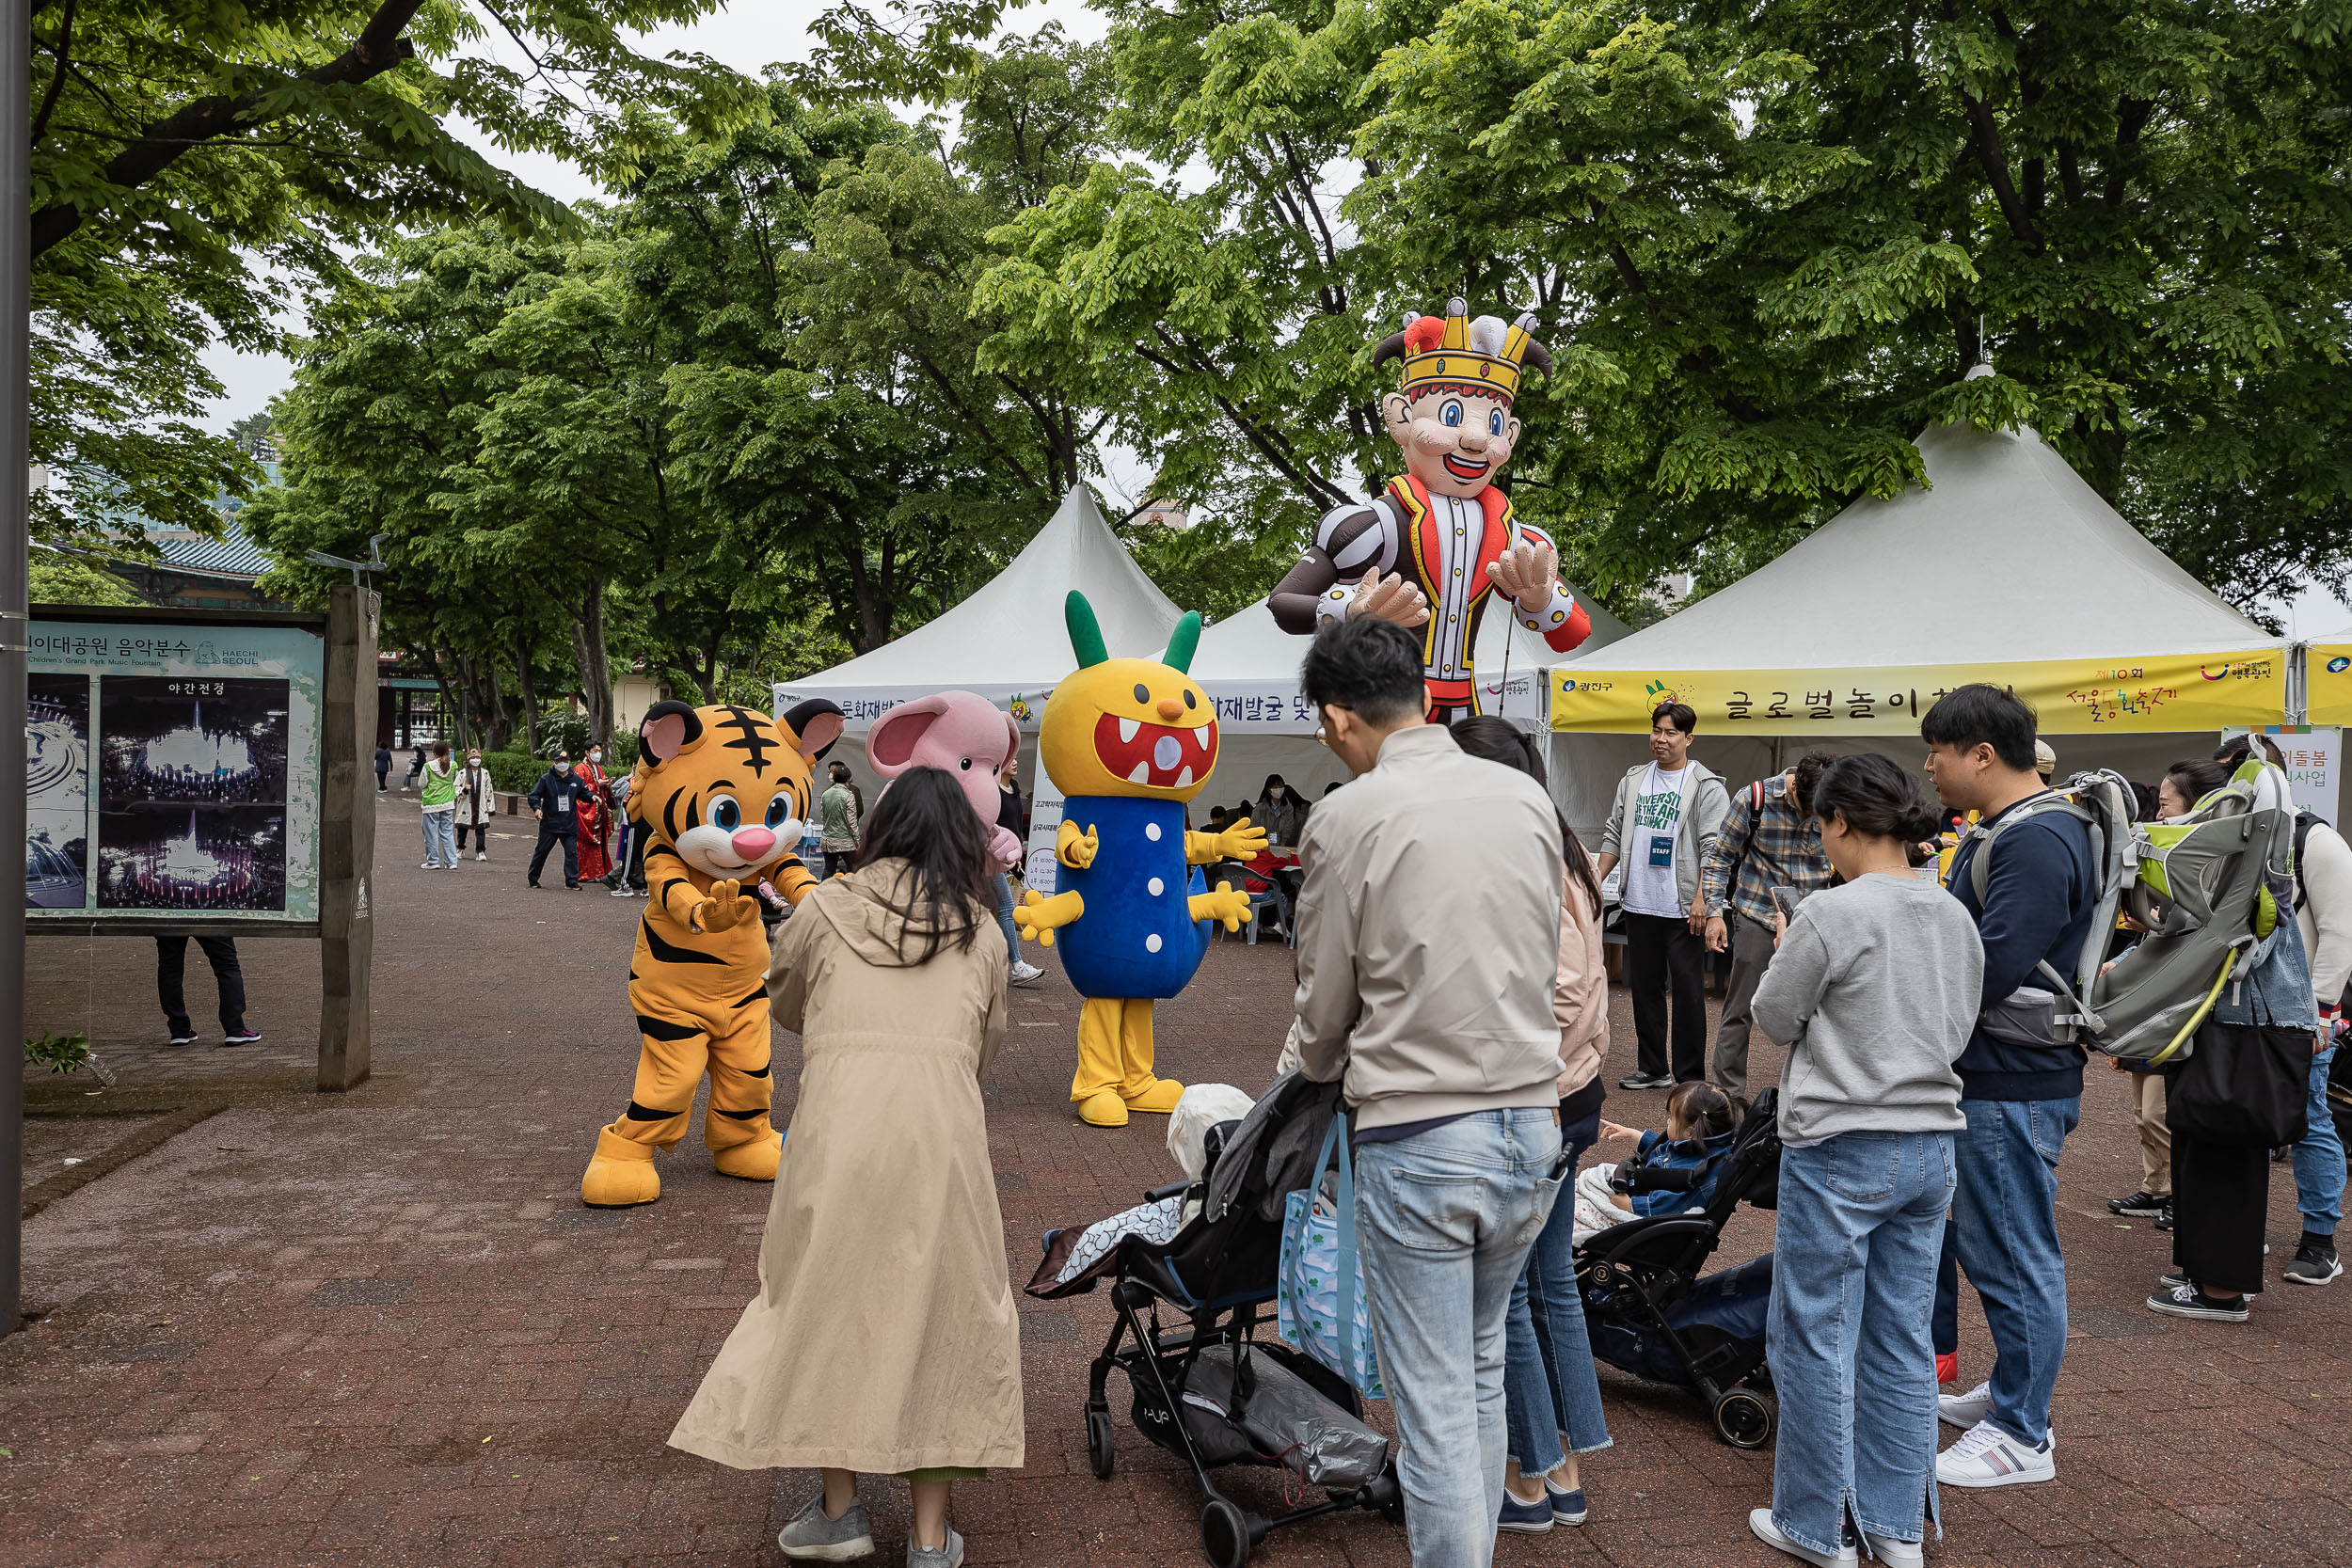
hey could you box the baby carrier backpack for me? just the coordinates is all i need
[1966,761,2287,1066]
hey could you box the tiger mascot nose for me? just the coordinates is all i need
[730,826,778,862]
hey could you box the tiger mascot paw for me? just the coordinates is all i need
[581,1127,661,1209]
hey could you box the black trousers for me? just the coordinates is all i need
[2169,1128,2270,1297]
[156,935,246,1036]
[455,818,490,853]
[529,828,578,886]
[625,819,648,889]
[1623,911,1708,1081]
[374,768,389,792]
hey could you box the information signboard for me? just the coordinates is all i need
[27,610,327,927]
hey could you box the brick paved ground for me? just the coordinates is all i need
[8,793,2352,1567]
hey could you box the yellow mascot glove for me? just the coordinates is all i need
[1057,818,1099,870]
[1187,880,1253,932]
[1216,815,1269,860]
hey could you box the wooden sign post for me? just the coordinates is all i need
[316,585,378,1090]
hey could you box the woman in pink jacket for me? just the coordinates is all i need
[1452,718,1613,1534]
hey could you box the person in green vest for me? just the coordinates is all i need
[420,739,458,868]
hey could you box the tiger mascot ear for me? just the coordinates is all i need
[639,701,705,767]
[779,698,846,761]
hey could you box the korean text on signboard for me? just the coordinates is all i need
[28,619,326,923]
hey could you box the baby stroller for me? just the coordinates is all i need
[1576,1089,1784,1449]
[1027,1073,1401,1568]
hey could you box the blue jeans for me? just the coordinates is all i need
[1502,1109,1611,1478]
[1769,1132,1956,1557]
[1353,1109,1564,1568]
[1949,1096,2077,1447]
[989,873,1021,963]
[421,810,456,867]
[2294,1044,2344,1238]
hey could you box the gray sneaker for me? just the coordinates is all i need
[778,1494,874,1561]
[907,1527,964,1568]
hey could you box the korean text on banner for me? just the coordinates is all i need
[1552,651,2289,736]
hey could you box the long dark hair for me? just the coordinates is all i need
[1806,753,1940,845]
[1449,717,1601,914]
[2165,757,2233,814]
[857,768,991,964]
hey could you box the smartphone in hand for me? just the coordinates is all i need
[1771,884,1806,925]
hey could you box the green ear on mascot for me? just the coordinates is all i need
[1268,297,1592,723]
[1011,594,1264,1128]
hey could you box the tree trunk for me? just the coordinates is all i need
[516,635,539,756]
[569,581,615,747]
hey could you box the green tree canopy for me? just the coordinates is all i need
[33,0,760,546]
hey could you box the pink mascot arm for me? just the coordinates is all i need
[869,691,1024,868]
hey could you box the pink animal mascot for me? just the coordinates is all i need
[867,691,1024,870]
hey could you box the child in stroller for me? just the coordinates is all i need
[1572,1080,1742,1239]
[1577,1089,1783,1449]
[1026,1072,1402,1568]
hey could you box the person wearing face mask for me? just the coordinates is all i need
[1252,773,1310,848]
[527,749,590,889]
[453,746,498,862]
[575,743,617,886]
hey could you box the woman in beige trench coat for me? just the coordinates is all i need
[669,768,1020,1568]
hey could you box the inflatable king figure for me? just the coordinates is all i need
[580,698,844,1208]
[1270,298,1593,720]
[1015,593,1263,1127]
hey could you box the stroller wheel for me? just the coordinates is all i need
[1200,1497,1261,1568]
[1086,1406,1115,1480]
[1712,1387,1773,1449]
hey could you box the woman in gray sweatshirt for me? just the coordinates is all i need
[1745,754,1983,1568]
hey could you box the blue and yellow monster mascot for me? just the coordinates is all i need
[1016,593,1264,1128]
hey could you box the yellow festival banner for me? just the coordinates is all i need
[1551,650,2287,736]
[2306,645,2352,727]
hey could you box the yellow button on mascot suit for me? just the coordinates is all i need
[580,698,845,1207]
[1015,593,1263,1127]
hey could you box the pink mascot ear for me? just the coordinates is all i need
[867,694,948,776]
[639,701,701,765]
[1000,709,1020,767]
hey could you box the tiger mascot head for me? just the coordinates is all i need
[631,699,845,885]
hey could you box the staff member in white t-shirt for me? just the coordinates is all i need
[1595,702,1729,1089]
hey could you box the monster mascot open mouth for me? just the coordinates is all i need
[580,698,845,1208]
[1014,593,1266,1128]
[1267,297,1594,719]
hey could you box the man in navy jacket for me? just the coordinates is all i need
[1921,685,2095,1492]
[526,752,591,890]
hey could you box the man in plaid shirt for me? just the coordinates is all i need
[1700,752,1836,1098]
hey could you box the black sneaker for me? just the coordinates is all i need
[2108,1190,2168,1218]
[2147,1283,2249,1322]
[165,1031,198,1047]
[2284,1237,2342,1286]
[2154,1200,2174,1232]
[1618,1071,1673,1091]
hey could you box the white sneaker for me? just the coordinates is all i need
[1009,959,1045,988]
[1747,1508,1855,1566]
[1936,1418,2056,1488]
[1937,1379,1993,1429]
[1862,1533,1923,1567]
[475,851,487,862]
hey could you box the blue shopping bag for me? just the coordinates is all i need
[1276,1114,1384,1399]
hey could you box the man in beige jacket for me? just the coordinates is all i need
[1292,616,1568,1568]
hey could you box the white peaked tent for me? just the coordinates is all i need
[1547,412,2292,838]
[776,486,1181,731]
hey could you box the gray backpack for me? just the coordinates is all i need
[1968,765,2285,1065]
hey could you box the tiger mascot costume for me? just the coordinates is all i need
[580,698,845,1209]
